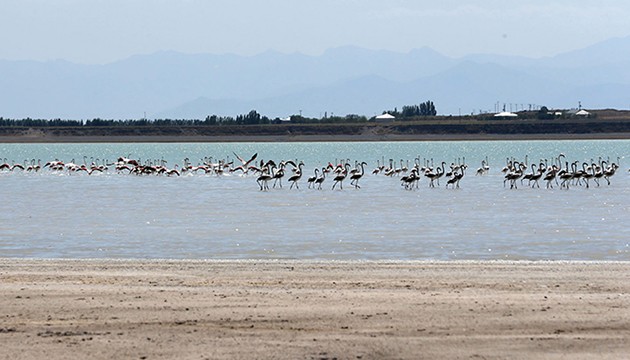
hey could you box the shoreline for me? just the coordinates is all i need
[2,132,630,143]
[2,257,629,264]
[2,259,629,359]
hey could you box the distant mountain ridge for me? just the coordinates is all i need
[1,36,630,119]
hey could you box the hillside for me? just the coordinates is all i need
[2,36,630,120]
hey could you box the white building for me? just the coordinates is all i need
[493,111,518,118]
[374,113,396,122]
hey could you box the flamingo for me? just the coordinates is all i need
[314,167,327,190]
[527,163,545,188]
[580,162,595,188]
[165,168,180,176]
[544,165,558,189]
[332,163,350,190]
[272,162,287,188]
[233,152,258,168]
[593,161,607,186]
[521,163,539,185]
[400,169,420,190]
[372,159,381,175]
[117,156,139,167]
[476,158,490,176]
[559,161,576,189]
[307,168,319,189]
[603,162,619,185]
[0,158,11,171]
[383,159,395,176]
[288,161,305,189]
[425,162,445,188]
[256,168,273,191]
[504,162,525,189]
[10,160,25,171]
[26,159,41,172]
[448,165,467,189]
[349,162,367,189]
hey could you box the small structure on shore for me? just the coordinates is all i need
[566,101,591,118]
[374,113,396,123]
[493,111,518,119]
[565,109,591,118]
[272,117,292,124]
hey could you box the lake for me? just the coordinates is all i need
[0,140,628,260]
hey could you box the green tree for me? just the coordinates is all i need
[537,106,554,120]
[419,100,437,116]
[401,105,419,118]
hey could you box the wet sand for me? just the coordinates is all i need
[1,259,629,359]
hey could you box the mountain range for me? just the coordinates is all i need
[2,36,630,120]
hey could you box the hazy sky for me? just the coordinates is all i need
[2,0,630,64]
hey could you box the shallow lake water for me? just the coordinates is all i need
[0,140,628,260]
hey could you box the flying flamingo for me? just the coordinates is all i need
[233,152,258,168]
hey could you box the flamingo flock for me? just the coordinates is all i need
[498,154,622,189]
[367,154,624,191]
[0,152,624,191]
[371,157,469,189]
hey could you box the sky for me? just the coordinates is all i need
[2,0,630,64]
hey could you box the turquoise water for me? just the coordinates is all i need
[0,140,628,260]
[1,140,627,169]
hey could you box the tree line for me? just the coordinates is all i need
[0,113,369,127]
[0,101,438,127]
[384,100,437,118]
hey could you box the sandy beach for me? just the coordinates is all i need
[0,260,628,359]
